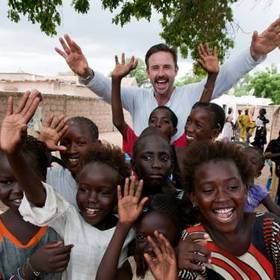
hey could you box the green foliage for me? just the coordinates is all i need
[127,58,149,86]
[232,74,252,97]
[248,66,280,104]
[6,0,237,60]
[175,72,205,87]
[231,66,280,104]
[7,0,90,36]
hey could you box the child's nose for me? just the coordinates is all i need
[88,192,98,203]
[69,143,78,153]
[216,189,227,201]
[152,158,161,168]
[155,121,161,128]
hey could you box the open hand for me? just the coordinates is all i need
[37,114,68,151]
[55,34,90,78]
[197,43,219,74]
[250,17,280,60]
[117,177,148,226]
[144,231,177,280]
[30,241,73,273]
[0,91,41,154]
[111,53,138,79]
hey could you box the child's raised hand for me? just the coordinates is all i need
[0,90,41,154]
[144,231,177,280]
[111,53,138,79]
[37,114,68,151]
[197,43,219,74]
[117,177,148,226]
[29,241,73,273]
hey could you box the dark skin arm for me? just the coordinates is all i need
[96,178,148,280]
[177,232,211,272]
[8,242,72,279]
[262,195,280,216]
[197,44,219,103]
[0,91,46,207]
[111,54,138,139]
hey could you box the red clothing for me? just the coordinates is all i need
[123,126,138,157]
[123,127,187,156]
[173,132,187,147]
[179,212,280,279]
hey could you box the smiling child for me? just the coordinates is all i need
[179,141,280,279]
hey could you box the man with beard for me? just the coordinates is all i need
[55,18,280,143]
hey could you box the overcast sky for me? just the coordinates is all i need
[0,0,279,78]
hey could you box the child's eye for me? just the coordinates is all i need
[77,141,86,146]
[78,186,88,193]
[228,185,240,191]
[202,188,214,193]
[196,123,203,129]
[100,190,113,196]
[0,180,14,186]
[143,155,152,161]
[160,155,170,162]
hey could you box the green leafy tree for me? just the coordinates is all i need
[7,0,237,60]
[175,73,204,87]
[7,0,90,36]
[232,74,252,97]
[248,66,280,104]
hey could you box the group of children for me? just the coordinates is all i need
[0,44,280,280]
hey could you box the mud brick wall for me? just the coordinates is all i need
[0,91,131,133]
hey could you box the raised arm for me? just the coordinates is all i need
[197,44,219,103]
[96,178,148,280]
[111,54,138,138]
[187,18,280,103]
[0,91,46,207]
[55,35,141,114]
[250,17,280,60]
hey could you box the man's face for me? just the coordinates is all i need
[146,51,178,98]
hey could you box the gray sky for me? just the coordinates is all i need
[0,0,279,78]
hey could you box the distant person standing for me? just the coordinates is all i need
[239,108,255,143]
[222,107,234,142]
[234,109,242,141]
[252,108,269,151]
[265,131,280,204]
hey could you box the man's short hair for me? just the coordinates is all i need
[145,43,178,69]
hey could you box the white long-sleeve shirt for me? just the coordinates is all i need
[80,48,264,142]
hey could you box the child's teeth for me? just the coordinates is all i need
[69,159,79,163]
[86,208,99,214]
